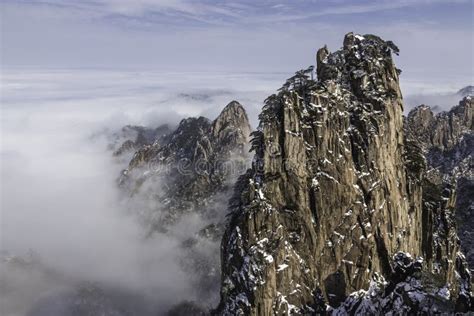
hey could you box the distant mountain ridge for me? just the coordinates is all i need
[404,84,473,113]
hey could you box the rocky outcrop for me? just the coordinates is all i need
[332,252,461,314]
[216,33,471,315]
[406,97,472,154]
[406,97,473,271]
[120,100,251,229]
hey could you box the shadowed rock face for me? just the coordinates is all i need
[216,33,471,315]
[406,97,473,270]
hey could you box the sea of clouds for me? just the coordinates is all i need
[0,68,286,315]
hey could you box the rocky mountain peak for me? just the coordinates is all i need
[119,100,252,229]
[455,96,473,128]
[214,100,248,126]
[316,32,401,102]
[221,99,245,112]
[408,104,434,119]
[216,33,471,315]
[212,100,252,147]
[407,96,473,152]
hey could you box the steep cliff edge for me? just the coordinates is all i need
[217,33,471,315]
[406,97,473,270]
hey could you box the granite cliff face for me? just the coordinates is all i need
[216,33,471,315]
[406,96,473,271]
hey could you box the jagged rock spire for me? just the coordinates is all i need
[212,100,252,146]
[120,100,252,227]
[316,45,329,80]
[216,33,470,315]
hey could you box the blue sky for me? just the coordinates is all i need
[1,0,473,80]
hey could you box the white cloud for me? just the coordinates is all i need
[3,0,470,25]
[0,68,286,315]
[1,0,471,76]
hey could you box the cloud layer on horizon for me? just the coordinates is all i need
[0,69,286,315]
[1,0,472,85]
